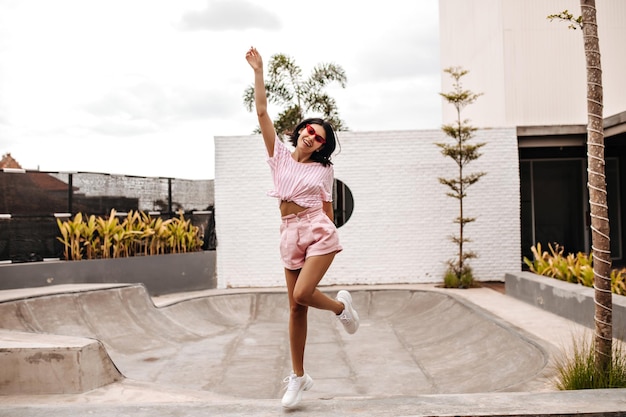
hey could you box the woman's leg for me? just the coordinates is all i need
[284,252,344,376]
[284,268,307,376]
[293,252,344,314]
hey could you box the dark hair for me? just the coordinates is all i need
[289,118,338,167]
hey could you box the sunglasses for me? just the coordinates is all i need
[305,124,326,144]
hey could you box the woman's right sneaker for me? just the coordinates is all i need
[336,290,359,334]
[281,372,313,408]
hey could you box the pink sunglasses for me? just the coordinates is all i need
[305,124,326,144]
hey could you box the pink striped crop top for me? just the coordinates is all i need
[267,135,334,208]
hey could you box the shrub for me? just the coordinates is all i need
[524,242,625,296]
[612,268,626,296]
[443,269,459,288]
[443,265,477,289]
[57,209,203,260]
[554,333,626,389]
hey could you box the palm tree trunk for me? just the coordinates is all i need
[457,109,464,276]
[580,0,612,374]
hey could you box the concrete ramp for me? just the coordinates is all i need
[0,329,122,395]
[0,284,550,398]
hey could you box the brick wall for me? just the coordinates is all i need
[214,127,520,288]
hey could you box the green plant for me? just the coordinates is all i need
[443,269,459,288]
[95,209,122,259]
[437,66,486,288]
[523,242,592,284]
[82,214,98,260]
[56,209,203,260]
[56,213,85,261]
[554,333,626,389]
[443,265,477,289]
[611,268,626,296]
[524,242,625,296]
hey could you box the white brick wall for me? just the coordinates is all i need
[214,128,520,288]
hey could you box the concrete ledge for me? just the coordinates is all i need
[0,251,216,296]
[505,271,626,340]
[2,387,626,416]
[0,330,122,395]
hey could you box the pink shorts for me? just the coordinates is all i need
[279,206,343,270]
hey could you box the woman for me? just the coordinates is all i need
[245,46,359,409]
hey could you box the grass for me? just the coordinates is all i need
[443,266,478,289]
[554,333,626,390]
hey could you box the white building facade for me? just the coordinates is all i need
[214,128,520,288]
[439,0,626,264]
[439,0,626,128]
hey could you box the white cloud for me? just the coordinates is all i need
[0,0,442,179]
[180,0,281,31]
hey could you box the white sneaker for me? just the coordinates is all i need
[336,290,359,334]
[281,372,313,408]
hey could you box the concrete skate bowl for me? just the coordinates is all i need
[0,284,549,399]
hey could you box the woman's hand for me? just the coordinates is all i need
[246,47,263,71]
[246,46,276,156]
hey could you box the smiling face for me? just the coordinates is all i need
[288,118,336,167]
[297,123,326,151]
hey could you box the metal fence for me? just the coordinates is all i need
[0,169,215,262]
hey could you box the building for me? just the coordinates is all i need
[213,0,626,289]
[439,0,626,264]
[214,127,520,288]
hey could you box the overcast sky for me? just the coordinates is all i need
[0,0,441,179]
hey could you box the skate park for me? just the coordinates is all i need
[1,280,625,416]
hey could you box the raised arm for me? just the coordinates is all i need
[245,47,277,157]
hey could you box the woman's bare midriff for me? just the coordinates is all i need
[280,200,308,217]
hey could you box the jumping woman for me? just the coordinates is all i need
[245,46,359,409]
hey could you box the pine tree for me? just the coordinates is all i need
[437,67,485,288]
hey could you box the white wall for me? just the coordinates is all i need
[214,128,520,289]
[439,0,626,128]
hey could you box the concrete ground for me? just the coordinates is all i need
[0,282,625,416]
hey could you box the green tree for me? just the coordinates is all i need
[437,67,486,288]
[549,0,612,379]
[243,53,348,136]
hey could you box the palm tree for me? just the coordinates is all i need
[243,53,348,136]
[580,0,612,377]
[549,0,612,374]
